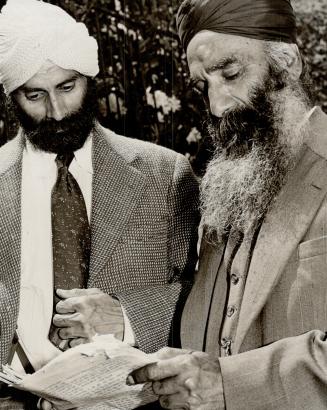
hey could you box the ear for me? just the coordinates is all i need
[281,43,303,81]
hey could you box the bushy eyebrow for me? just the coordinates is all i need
[206,56,238,73]
[189,56,239,85]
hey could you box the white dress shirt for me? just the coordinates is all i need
[16,136,93,371]
[13,135,134,372]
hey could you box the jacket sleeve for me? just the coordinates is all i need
[219,330,327,409]
[115,154,200,353]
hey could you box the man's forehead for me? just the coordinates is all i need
[186,30,264,66]
[22,62,81,89]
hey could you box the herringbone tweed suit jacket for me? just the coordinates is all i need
[181,107,327,409]
[0,122,199,407]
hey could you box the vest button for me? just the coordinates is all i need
[227,305,236,317]
[231,274,239,285]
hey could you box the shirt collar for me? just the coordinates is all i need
[74,134,93,175]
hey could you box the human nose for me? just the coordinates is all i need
[207,84,235,118]
[46,94,66,121]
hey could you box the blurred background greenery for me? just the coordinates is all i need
[0,0,326,174]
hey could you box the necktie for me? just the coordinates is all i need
[49,152,91,348]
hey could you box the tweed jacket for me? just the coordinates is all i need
[0,123,199,369]
[181,107,327,409]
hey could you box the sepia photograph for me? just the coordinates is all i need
[0,0,326,409]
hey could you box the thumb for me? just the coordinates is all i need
[156,347,192,360]
[56,288,103,299]
[38,399,55,410]
[56,288,86,299]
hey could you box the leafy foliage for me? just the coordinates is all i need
[294,0,327,112]
[0,0,325,174]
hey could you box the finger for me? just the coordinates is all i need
[58,321,95,339]
[128,357,184,384]
[39,399,54,410]
[56,288,101,299]
[184,378,203,404]
[153,377,187,395]
[156,347,193,360]
[52,313,80,327]
[159,393,190,410]
[56,298,77,314]
[58,327,83,339]
[68,337,88,348]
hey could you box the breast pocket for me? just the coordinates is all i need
[297,236,327,285]
[298,236,327,260]
[101,216,169,291]
[296,236,327,329]
[120,215,167,243]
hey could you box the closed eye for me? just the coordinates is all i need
[223,67,242,81]
[25,91,45,101]
[224,72,240,81]
[58,81,76,92]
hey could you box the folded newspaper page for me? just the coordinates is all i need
[0,335,158,410]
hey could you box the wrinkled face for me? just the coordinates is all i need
[14,63,87,123]
[187,30,268,118]
[11,62,97,154]
[188,31,310,241]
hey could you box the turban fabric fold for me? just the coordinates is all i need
[0,0,99,94]
[176,0,297,52]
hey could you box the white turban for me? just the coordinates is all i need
[0,0,99,94]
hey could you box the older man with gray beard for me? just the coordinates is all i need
[0,1,200,408]
[129,1,327,409]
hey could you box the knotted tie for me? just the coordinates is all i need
[49,152,91,348]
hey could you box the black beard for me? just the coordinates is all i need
[12,79,98,154]
[203,75,278,159]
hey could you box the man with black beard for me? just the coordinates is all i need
[11,77,98,156]
[130,1,327,409]
[0,0,199,408]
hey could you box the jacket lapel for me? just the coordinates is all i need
[88,126,147,282]
[235,115,327,352]
[0,134,24,364]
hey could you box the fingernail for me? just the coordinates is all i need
[126,375,135,385]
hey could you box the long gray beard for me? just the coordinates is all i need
[200,85,310,243]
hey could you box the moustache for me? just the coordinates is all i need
[204,89,274,154]
[210,106,260,143]
[26,110,84,137]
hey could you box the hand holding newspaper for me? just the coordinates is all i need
[0,335,158,410]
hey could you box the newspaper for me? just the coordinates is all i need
[0,335,158,409]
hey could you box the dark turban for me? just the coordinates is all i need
[176,0,297,51]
